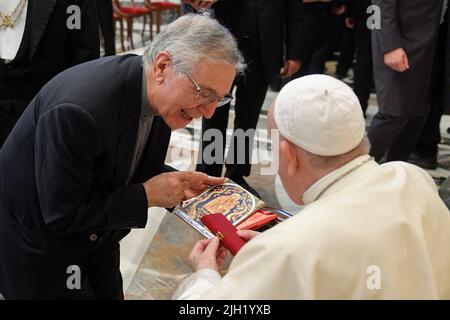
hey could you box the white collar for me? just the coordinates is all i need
[302,155,375,205]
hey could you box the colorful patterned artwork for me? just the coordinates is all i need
[181,179,265,226]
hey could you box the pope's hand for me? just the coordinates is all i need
[142,171,224,208]
[384,48,410,72]
[188,237,228,272]
[237,229,260,241]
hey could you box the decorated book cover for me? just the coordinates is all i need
[173,178,290,238]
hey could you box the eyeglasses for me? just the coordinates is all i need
[184,71,233,108]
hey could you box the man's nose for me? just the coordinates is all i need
[199,102,217,119]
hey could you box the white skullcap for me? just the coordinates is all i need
[274,75,366,156]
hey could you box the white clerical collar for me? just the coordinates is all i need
[302,154,374,205]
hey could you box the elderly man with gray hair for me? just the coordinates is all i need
[0,13,243,299]
[173,75,450,299]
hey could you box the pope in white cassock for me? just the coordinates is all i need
[173,75,450,299]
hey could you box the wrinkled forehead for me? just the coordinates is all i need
[191,58,236,97]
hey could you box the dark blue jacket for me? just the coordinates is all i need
[0,55,173,299]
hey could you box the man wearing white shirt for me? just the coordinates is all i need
[173,75,450,299]
[0,0,27,63]
[0,0,99,148]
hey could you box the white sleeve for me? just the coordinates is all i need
[172,268,222,300]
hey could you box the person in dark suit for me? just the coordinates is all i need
[96,0,116,56]
[293,0,344,75]
[186,0,304,195]
[409,4,449,169]
[367,0,444,162]
[344,0,373,116]
[0,13,242,299]
[0,0,100,148]
[335,16,355,80]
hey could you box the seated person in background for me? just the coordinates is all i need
[173,75,450,299]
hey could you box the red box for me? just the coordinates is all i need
[201,213,246,256]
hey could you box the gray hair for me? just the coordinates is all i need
[142,12,245,74]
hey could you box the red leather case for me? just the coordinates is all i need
[201,213,246,256]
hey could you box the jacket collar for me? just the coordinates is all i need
[112,55,143,187]
[29,0,57,62]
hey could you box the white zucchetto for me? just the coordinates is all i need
[274,75,366,156]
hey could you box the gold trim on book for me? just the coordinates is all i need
[215,231,224,240]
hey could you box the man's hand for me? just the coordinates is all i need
[188,237,228,272]
[384,48,410,72]
[143,171,224,208]
[182,0,215,10]
[280,59,301,78]
[332,5,346,16]
[345,17,354,29]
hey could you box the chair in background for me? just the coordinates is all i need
[112,1,127,52]
[145,0,182,34]
[113,0,155,50]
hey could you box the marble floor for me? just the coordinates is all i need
[118,19,450,300]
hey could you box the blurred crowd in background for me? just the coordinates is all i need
[1,0,449,193]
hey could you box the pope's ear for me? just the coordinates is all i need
[152,51,171,83]
[280,139,300,176]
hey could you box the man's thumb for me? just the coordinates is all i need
[404,54,410,69]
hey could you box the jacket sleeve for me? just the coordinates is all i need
[284,0,305,61]
[372,0,404,54]
[68,0,100,66]
[35,104,148,234]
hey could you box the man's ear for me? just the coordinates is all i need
[280,139,300,177]
[152,51,171,84]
